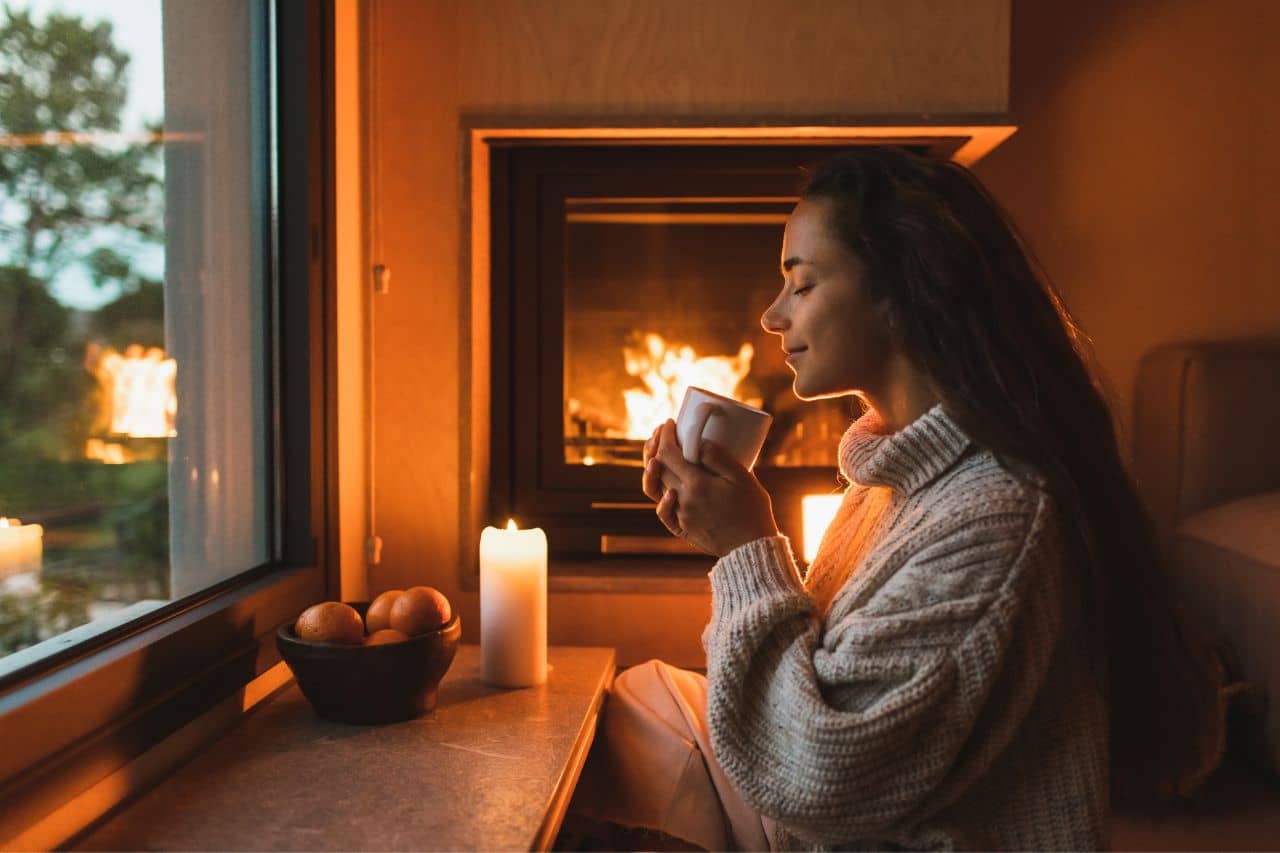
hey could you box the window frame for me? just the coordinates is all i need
[0,0,337,839]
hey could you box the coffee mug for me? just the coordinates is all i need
[674,386,773,470]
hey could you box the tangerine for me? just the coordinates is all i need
[389,586,452,636]
[365,589,403,634]
[294,601,364,645]
[365,628,410,646]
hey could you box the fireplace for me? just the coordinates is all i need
[474,127,1013,565]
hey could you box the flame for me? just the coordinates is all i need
[85,438,129,464]
[0,517,13,528]
[86,343,177,440]
[506,519,518,531]
[621,333,755,438]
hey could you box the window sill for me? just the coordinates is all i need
[67,645,614,852]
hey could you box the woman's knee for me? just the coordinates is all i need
[613,658,668,694]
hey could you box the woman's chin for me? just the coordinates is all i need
[792,376,852,402]
[791,377,824,401]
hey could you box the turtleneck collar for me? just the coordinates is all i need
[837,402,972,494]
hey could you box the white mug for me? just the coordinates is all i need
[675,386,773,470]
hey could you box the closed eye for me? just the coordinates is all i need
[793,283,815,295]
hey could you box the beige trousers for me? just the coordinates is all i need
[571,659,776,852]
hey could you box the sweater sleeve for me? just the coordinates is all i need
[702,490,1066,846]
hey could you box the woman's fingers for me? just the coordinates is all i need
[641,456,665,502]
[656,488,681,536]
[655,420,700,481]
[642,424,660,467]
[643,423,685,502]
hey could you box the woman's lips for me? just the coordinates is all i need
[784,348,806,367]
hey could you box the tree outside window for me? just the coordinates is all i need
[0,4,168,656]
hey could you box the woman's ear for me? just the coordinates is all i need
[874,297,901,340]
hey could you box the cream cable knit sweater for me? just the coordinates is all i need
[703,404,1109,851]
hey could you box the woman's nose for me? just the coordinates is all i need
[760,298,788,335]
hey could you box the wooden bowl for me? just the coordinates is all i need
[276,602,461,725]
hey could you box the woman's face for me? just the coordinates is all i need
[761,197,898,402]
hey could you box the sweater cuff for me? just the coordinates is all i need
[710,534,804,612]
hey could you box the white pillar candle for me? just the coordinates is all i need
[479,519,547,687]
[0,517,43,579]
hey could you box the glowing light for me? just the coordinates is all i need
[621,332,756,438]
[506,518,518,531]
[86,343,177,440]
[84,438,128,464]
[802,494,842,563]
[0,517,43,577]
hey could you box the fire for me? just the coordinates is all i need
[84,438,128,464]
[86,343,177,440]
[621,333,755,438]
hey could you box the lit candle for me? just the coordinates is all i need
[0,517,43,579]
[801,495,842,564]
[479,519,548,687]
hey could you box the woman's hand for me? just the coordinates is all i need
[641,419,778,557]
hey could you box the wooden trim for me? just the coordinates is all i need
[317,0,342,600]
[8,663,293,852]
[530,648,615,852]
[465,117,1017,165]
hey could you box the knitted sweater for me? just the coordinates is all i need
[703,404,1109,851]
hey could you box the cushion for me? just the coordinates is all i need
[1170,491,1280,774]
[1177,491,1280,567]
[1133,342,1280,540]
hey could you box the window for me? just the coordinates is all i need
[0,0,272,677]
[0,0,331,840]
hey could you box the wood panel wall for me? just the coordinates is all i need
[455,0,1009,116]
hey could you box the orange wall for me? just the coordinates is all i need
[975,0,1280,450]
[364,0,1011,665]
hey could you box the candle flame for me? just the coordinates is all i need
[506,519,517,531]
[0,517,11,528]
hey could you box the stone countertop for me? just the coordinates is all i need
[74,645,616,852]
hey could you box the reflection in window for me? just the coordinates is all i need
[0,0,269,671]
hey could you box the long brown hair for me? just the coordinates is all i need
[801,146,1222,807]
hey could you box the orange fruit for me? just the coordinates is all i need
[365,589,403,634]
[389,586,452,636]
[294,601,364,645]
[365,628,410,646]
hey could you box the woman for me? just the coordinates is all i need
[572,147,1224,851]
